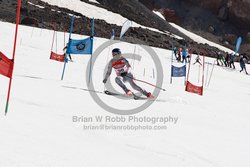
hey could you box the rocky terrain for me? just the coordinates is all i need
[0,0,249,60]
[140,0,250,58]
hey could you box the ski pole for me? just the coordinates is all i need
[127,76,166,91]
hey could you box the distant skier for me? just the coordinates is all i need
[103,48,153,98]
[239,55,248,74]
[193,55,202,65]
[63,44,72,62]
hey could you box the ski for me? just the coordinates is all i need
[104,90,144,100]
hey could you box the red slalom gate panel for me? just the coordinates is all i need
[50,52,65,62]
[185,81,203,96]
[0,52,14,78]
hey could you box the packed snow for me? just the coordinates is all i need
[40,0,168,35]
[153,10,166,20]
[89,0,100,4]
[27,1,45,9]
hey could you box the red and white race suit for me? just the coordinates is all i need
[104,56,130,78]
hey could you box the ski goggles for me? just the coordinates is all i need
[112,52,121,57]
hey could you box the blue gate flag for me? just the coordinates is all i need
[171,65,186,77]
[66,37,92,54]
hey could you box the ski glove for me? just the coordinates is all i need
[121,72,127,77]
[103,78,107,84]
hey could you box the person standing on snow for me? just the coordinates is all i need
[225,52,230,67]
[182,48,187,63]
[229,53,235,69]
[173,47,178,60]
[103,48,153,98]
[193,55,202,65]
[177,47,182,62]
[63,43,72,62]
[216,51,224,66]
[239,55,248,74]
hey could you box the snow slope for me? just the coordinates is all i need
[0,20,250,167]
[153,9,235,52]
[40,0,167,34]
[153,10,166,21]
[170,22,234,53]
[40,0,235,49]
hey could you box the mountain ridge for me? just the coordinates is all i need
[0,0,249,60]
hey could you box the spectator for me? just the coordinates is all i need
[222,53,228,67]
[225,52,230,67]
[177,47,182,62]
[229,53,235,69]
[63,44,72,62]
[239,55,248,74]
[173,47,178,60]
[216,51,224,66]
[182,48,187,63]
